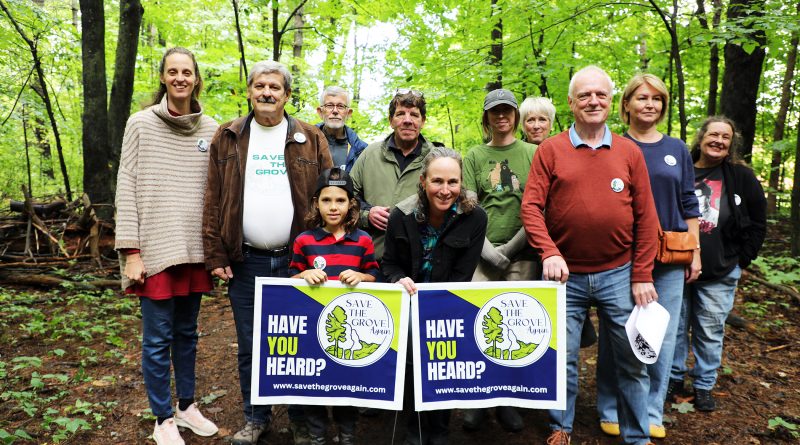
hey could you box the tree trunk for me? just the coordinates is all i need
[79,0,111,212]
[107,0,143,187]
[291,6,304,108]
[33,115,55,179]
[232,0,250,113]
[695,0,722,116]
[792,126,800,256]
[649,0,687,140]
[486,0,502,90]
[719,0,767,162]
[272,1,281,61]
[766,2,799,216]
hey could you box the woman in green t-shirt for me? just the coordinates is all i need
[460,89,539,434]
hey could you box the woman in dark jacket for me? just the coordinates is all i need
[669,116,767,412]
[382,146,487,445]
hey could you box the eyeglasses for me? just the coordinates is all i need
[395,88,424,98]
[322,103,349,112]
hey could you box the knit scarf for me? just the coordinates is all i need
[151,95,204,135]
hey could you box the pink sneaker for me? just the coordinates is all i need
[174,403,219,437]
[152,418,185,445]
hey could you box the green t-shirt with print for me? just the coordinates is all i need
[462,139,536,245]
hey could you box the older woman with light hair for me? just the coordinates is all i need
[595,73,701,440]
[519,96,556,145]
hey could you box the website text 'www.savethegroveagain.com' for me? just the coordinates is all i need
[273,383,387,394]
[434,385,548,395]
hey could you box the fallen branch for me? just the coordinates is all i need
[726,314,758,334]
[764,343,792,353]
[742,270,800,304]
[0,273,120,291]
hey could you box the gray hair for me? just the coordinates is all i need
[415,146,477,222]
[568,65,614,99]
[519,96,556,123]
[319,86,351,106]
[247,60,292,91]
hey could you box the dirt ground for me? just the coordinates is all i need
[2,224,799,444]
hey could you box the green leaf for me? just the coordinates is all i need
[671,401,695,414]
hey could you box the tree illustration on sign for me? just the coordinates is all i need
[482,307,504,358]
[325,305,347,358]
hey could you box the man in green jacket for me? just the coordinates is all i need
[350,89,440,261]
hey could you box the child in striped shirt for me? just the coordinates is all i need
[289,167,379,444]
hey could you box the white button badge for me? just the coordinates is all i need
[611,178,625,193]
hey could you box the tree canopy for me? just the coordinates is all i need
[1,0,798,223]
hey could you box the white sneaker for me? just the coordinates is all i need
[174,403,219,436]
[152,418,185,445]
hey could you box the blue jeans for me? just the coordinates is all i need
[671,265,741,390]
[229,250,289,424]
[140,294,202,418]
[547,262,650,445]
[596,263,685,427]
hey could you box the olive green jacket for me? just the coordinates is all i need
[350,133,436,260]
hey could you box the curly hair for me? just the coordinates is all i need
[690,116,746,166]
[414,146,478,223]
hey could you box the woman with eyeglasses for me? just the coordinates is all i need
[460,89,538,433]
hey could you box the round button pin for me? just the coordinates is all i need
[294,132,307,143]
[197,138,208,152]
[313,256,326,270]
[611,178,624,193]
[664,155,676,166]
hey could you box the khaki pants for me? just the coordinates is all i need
[472,258,540,282]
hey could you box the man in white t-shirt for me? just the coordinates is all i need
[203,60,331,445]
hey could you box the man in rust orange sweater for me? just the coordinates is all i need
[521,66,659,445]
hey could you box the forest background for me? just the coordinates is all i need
[2,1,800,443]
[1,0,799,252]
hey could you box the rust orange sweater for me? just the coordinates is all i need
[521,131,658,282]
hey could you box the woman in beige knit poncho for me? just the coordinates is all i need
[114,47,219,445]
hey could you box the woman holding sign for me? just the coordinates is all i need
[382,146,487,445]
[115,47,219,445]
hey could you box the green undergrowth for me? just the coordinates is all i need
[0,287,139,443]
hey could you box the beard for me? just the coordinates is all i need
[324,119,345,130]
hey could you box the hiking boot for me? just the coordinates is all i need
[290,420,312,445]
[546,430,571,445]
[231,421,268,445]
[308,433,326,445]
[339,432,355,445]
[174,403,218,436]
[461,408,486,431]
[152,418,185,445]
[650,424,666,439]
[666,378,686,402]
[599,421,620,436]
[694,388,716,411]
[496,406,523,432]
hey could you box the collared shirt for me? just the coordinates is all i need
[568,123,612,150]
[288,227,379,279]
[387,133,425,172]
